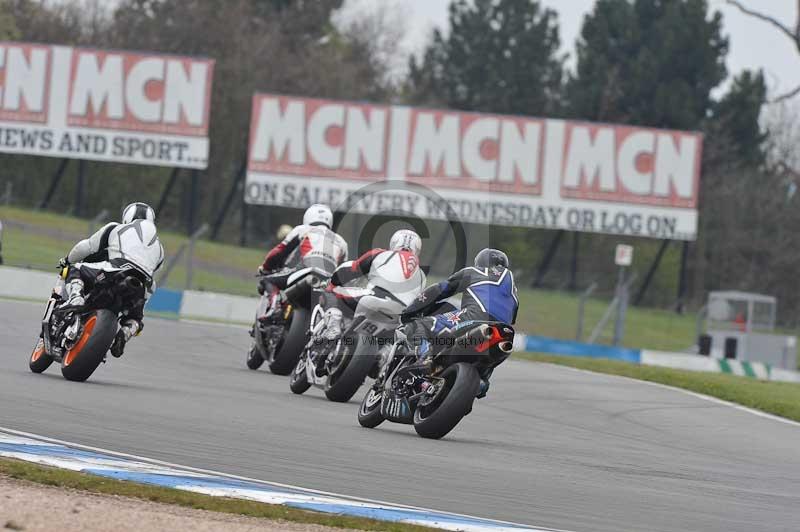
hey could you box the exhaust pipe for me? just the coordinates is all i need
[498,341,513,353]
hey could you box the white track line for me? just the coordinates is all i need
[0,426,560,532]
[539,362,800,429]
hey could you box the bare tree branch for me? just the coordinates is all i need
[726,0,799,50]
[772,83,800,104]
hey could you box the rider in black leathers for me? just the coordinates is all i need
[398,248,518,398]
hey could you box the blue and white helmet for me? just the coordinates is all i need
[122,202,156,224]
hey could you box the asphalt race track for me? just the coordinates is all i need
[2,299,800,532]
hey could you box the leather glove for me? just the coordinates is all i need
[110,320,141,358]
[257,265,269,276]
[57,257,70,270]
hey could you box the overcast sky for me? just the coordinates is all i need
[339,0,800,100]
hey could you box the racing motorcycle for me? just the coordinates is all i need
[289,284,418,403]
[29,266,148,382]
[357,319,515,439]
[246,266,331,375]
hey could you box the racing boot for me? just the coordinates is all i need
[64,279,85,308]
[476,368,494,399]
[314,308,343,377]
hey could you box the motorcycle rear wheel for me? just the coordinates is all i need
[269,308,309,375]
[413,362,480,440]
[60,310,117,382]
[325,336,375,403]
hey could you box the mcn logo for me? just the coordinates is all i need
[248,94,701,208]
[0,42,213,136]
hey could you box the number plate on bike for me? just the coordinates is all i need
[381,393,413,424]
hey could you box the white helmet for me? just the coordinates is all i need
[303,204,333,228]
[390,229,422,256]
[122,202,155,224]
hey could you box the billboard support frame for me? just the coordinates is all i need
[675,241,690,314]
[74,159,86,218]
[38,159,70,209]
[532,230,565,288]
[569,232,580,291]
[634,239,670,306]
[155,168,182,219]
[211,158,247,241]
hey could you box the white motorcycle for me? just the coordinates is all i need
[289,259,424,403]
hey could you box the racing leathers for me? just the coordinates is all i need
[399,266,518,397]
[64,220,164,357]
[258,224,348,319]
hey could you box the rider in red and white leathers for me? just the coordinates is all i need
[257,204,348,318]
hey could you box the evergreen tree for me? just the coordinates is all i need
[407,0,565,116]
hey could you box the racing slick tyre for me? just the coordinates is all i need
[269,308,309,375]
[246,339,265,370]
[289,356,311,394]
[357,386,385,429]
[325,336,376,403]
[60,310,117,382]
[413,362,480,440]
[29,337,54,373]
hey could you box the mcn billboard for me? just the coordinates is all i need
[0,42,214,168]
[246,94,703,240]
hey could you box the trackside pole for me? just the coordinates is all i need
[612,244,634,347]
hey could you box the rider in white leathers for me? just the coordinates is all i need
[61,202,164,358]
[320,229,426,342]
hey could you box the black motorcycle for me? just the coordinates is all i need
[357,320,514,439]
[30,266,148,382]
[246,266,331,375]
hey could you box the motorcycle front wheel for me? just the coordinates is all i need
[357,386,385,428]
[289,356,311,394]
[412,362,480,439]
[29,337,54,373]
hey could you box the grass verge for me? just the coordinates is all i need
[518,353,800,423]
[0,458,435,532]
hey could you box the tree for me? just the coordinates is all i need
[407,0,565,117]
[726,0,800,102]
[709,70,768,167]
[567,0,728,130]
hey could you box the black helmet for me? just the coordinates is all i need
[474,248,509,270]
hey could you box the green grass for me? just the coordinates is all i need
[520,353,800,422]
[1,205,698,350]
[0,458,435,532]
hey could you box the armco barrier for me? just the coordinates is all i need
[0,266,57,301]
[522,334,641,363]
[4,266,799,383]
[178,290,256,323]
